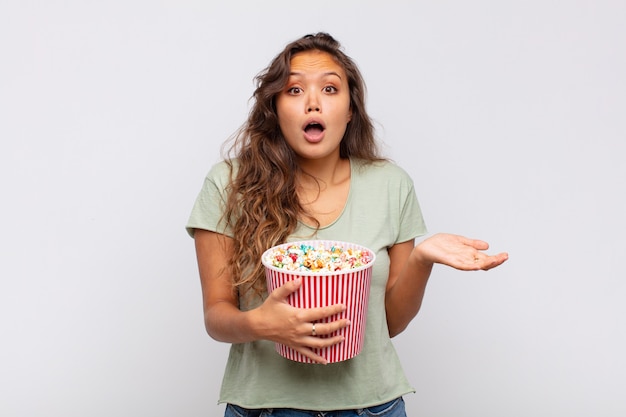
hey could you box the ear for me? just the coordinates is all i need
[347,108,353,123]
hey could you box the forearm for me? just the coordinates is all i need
[385,232,509,337]
[385,250,433,337]
[203,278,349,365]
[195,229,263,344]
[204,300,260,344]
[194,230,351,364]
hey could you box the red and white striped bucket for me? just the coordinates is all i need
[262,240,375,363]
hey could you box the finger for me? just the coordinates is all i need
[465,237,490,251]
[308,334,346,348]
[302,333,346,360]
[291,332,346,364]
[293,346,329,365]
[303,303,347,322]
[472,252,509,271]
[482,252,509,270]
[305,319,351,337]
[269,278,302,300]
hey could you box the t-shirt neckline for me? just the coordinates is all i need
[298,158,353,231]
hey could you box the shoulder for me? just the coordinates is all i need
[206,159,236,176]
[204,159,238,187]
[351,158,414,184]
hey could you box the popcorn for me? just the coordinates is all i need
[264,243,372,272]
[262,240,376,362]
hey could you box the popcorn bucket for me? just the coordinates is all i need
[262,240,375,363]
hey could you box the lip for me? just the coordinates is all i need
[302,118,326,143]
[301,117,326,131]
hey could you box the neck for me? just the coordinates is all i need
[296,155,350,187]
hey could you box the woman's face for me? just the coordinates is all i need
[275,50,352,163]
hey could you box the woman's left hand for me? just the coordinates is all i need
[413,233,509,271]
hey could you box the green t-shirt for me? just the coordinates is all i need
[186,158,427,411]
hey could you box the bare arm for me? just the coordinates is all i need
[385,233,509,337]
[193,229,350,364]
[385,240,430,337]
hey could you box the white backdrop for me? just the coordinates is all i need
[1,1,625,416]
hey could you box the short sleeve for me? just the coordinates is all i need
[185,161,234,238]
[396,179,427,244]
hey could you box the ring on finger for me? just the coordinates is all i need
[311,323,317,336]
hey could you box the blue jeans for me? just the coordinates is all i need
[224,397,406,417]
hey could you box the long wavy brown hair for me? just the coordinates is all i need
[221,33,384,298]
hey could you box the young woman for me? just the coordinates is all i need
[187,33,508,417]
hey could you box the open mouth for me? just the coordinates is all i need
[304,122,325,136]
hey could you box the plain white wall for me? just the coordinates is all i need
[1,1,624,416]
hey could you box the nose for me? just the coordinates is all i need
[306,92,321,113]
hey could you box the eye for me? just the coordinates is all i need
[287,86,303,95]
[323,85,338,93]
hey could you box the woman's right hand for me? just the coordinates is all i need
[194,229,349,364]
[250,278,351,364]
